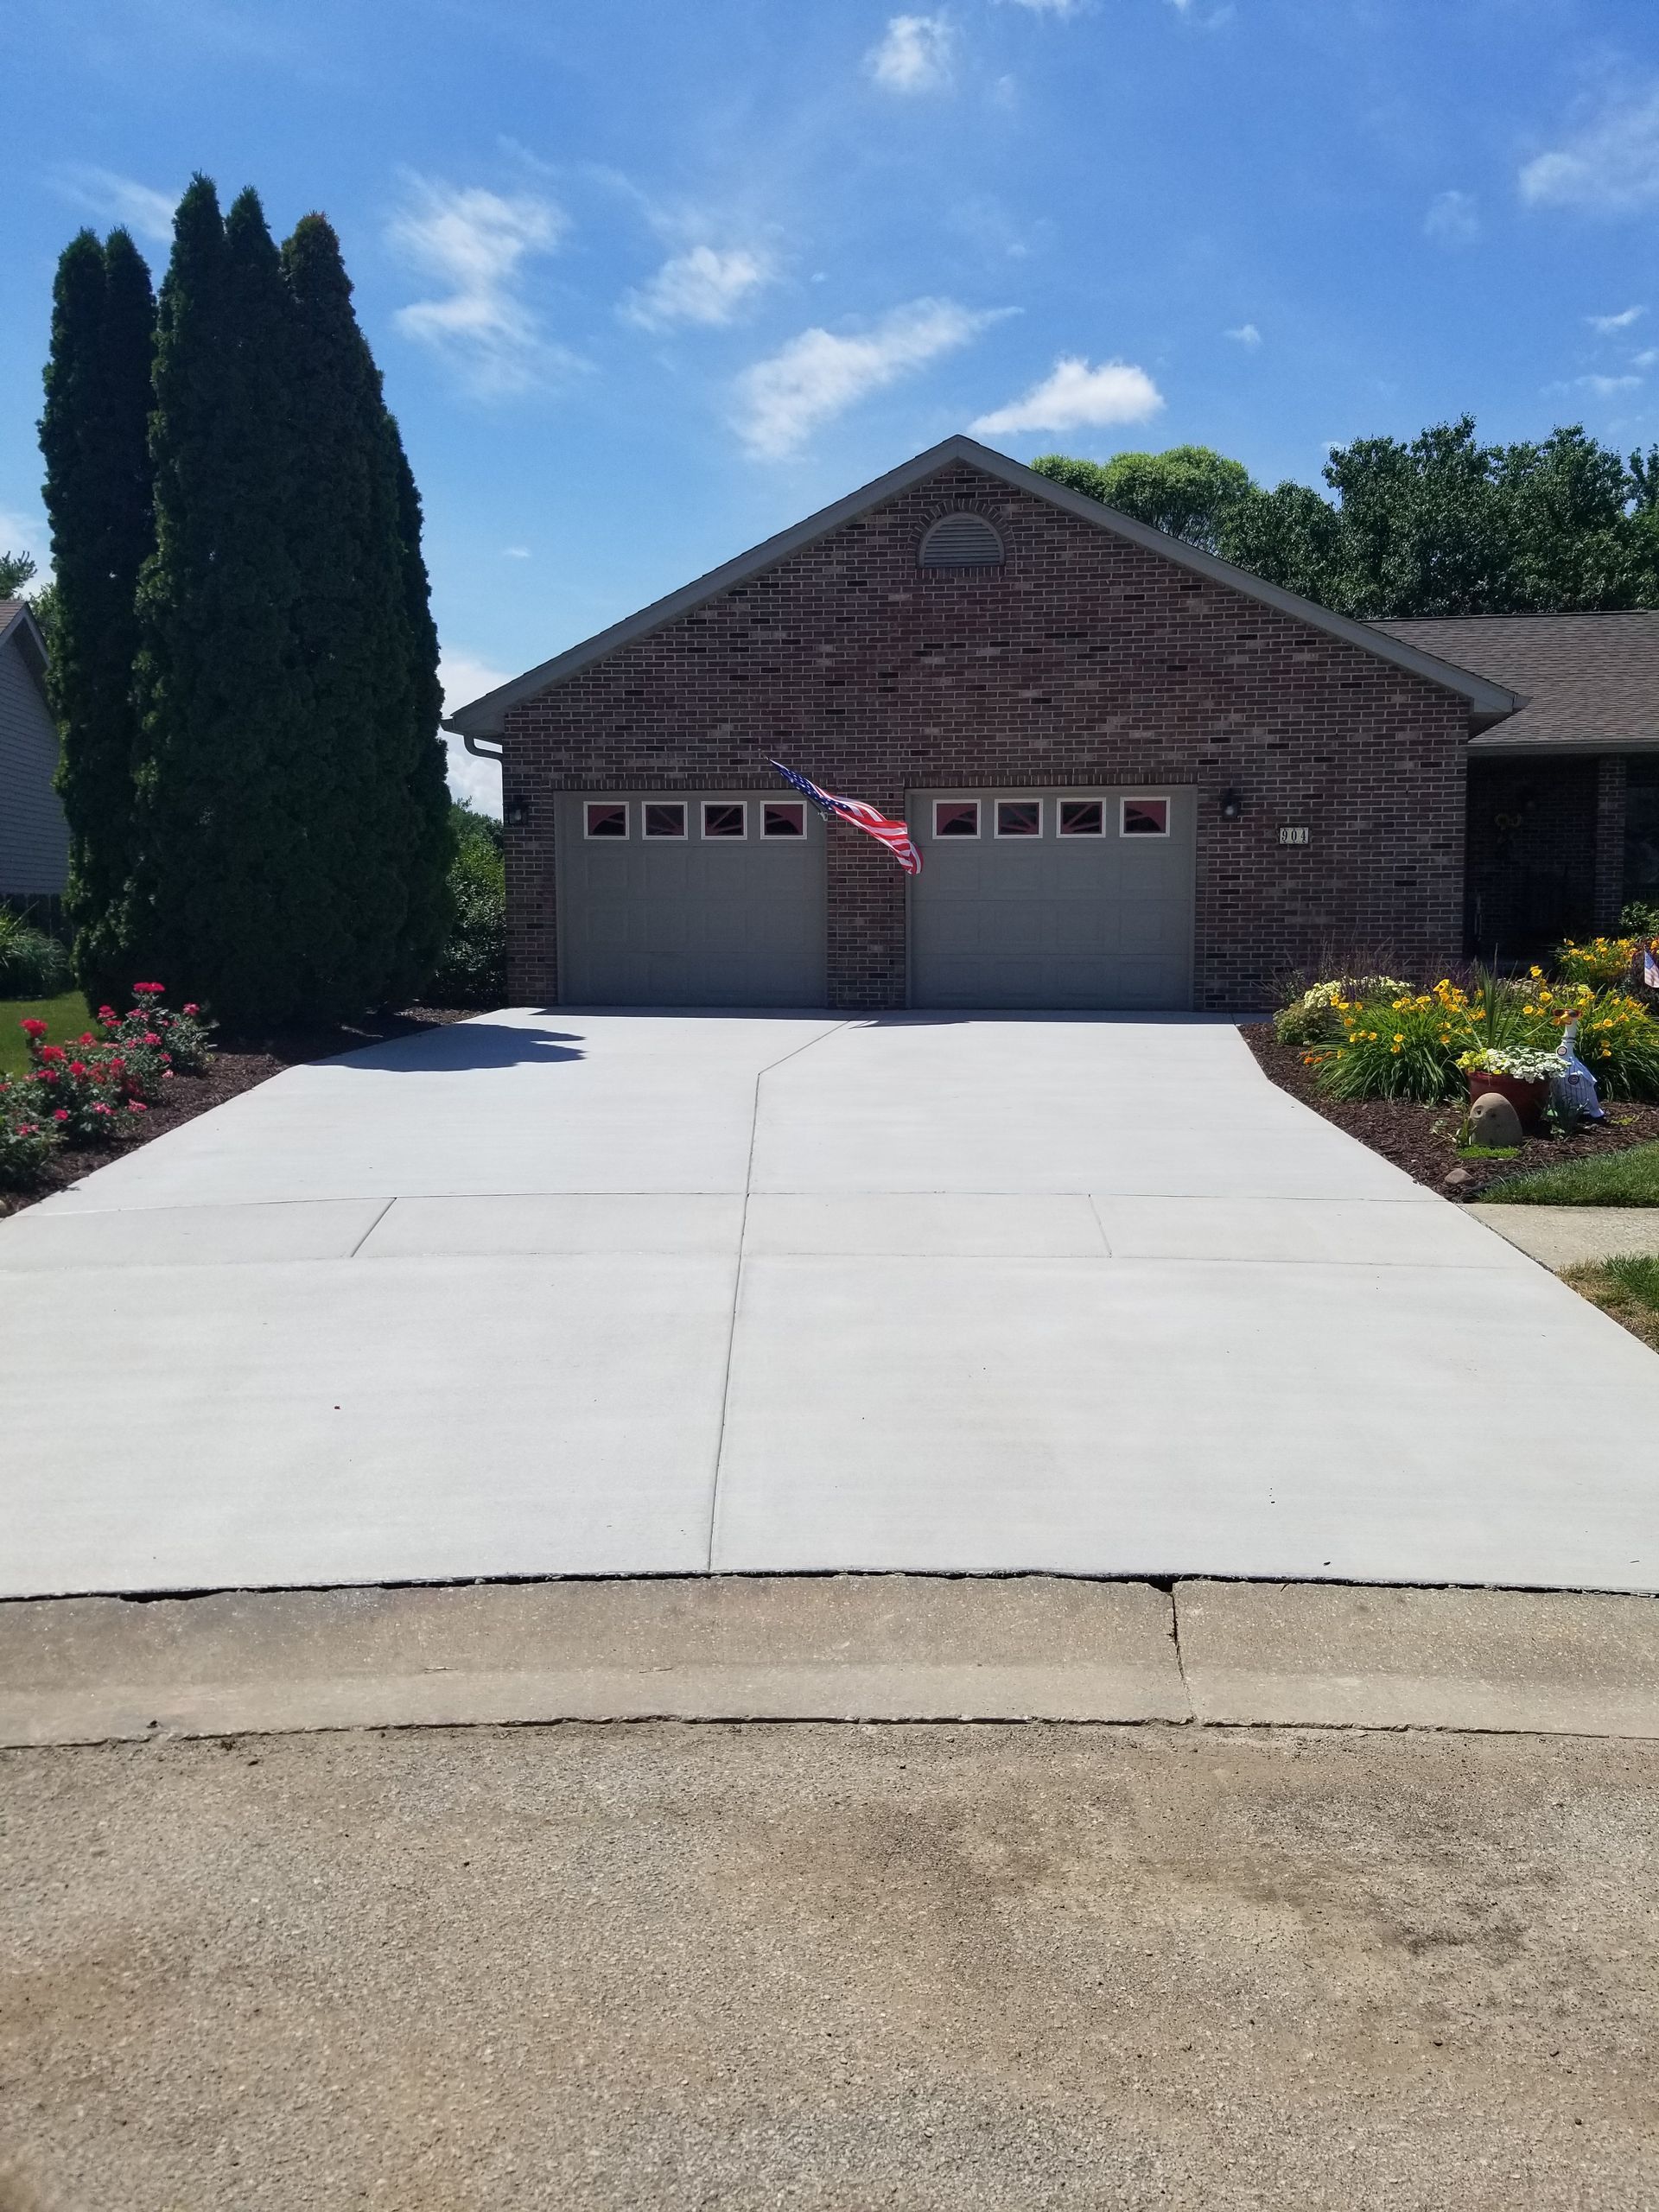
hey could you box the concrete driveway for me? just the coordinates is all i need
[3,1012,1657,1597]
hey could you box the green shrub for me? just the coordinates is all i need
[1554,935,1646,988]
[1619,899,1659,938]
[427,804,505,1007]
[1274,976,1408,1048]
[0,912,73,996]
[0,1082,59,1187]
[1566,989,1659,1101]
[1308,985,1471,1102]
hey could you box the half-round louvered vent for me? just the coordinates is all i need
[918,513,1005,569]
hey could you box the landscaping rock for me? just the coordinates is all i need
[1470,1091,1525,1148]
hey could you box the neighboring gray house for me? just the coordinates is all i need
[0,598,67,902]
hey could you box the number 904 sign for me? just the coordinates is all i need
[1278,825,1311,846]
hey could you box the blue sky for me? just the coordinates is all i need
[4,0,1659,811]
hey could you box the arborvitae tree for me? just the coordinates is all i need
[386,423,454,996]
[39,226,156,999]
[278,213,450,1014]
[130,180,312,1023]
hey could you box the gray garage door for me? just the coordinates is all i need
[557,792,828,1006]
[909,788,1195,1009]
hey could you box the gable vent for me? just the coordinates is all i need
[918,513,1004,569]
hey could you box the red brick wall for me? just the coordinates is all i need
[501,462,1471,1010]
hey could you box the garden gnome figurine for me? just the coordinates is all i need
[1469,1091,1524,1147]
[1551,1019,1605,1123]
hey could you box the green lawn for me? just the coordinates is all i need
[0,992,96,1079]
[1480,1141,1659,1207]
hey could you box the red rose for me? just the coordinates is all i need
[127,1100,147,1113]
[39,1045,65,1064]
[53,1109,68,1122]
[182,1003,200,1015]
[20,1019,48,1038]
[134,982,163,995]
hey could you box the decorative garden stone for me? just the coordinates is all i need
[1469,1091,1524,1148]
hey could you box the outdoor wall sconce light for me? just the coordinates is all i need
[505,792,531,828]
[1219,788,1243,821]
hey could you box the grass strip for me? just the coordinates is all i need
[1481,1141,1659,1207]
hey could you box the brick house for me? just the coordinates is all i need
[448,434,1549,1013]
[1374,613,1659,960]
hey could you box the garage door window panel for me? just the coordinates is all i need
[1122,798,1170,837]
[1058,799,1104,837]
[645,802,688,839]
[585,802,629,840]
[934,800,981,838]
[995,799,1042,838]
[702,801,747,839]
[763,802,806,839]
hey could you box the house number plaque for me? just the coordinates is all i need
[1278,826,1311,846]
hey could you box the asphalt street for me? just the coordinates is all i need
[2,1721,1656,2210]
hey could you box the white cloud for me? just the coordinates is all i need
[1000,0,1085,12]
[1588,304,1646,333]
[970,354,1165,437]
[501,546,531,559]
[734,298,1002,458]
[620,245,773,331]
[866,14,955,94]
[1521,89,1659,213]
[55,165,177,245]
[1424,189,1480,245]
[389,177,571,397]
[438,651,510,816]
[1634,348,1659,371]
[1577,372,1643,396]
[1224,322,1262,348]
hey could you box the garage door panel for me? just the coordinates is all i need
[559,797,828,1007]
[911,788,1194,1011]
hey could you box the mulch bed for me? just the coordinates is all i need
[0,1006,474,1223]
[1241,1021,1659,1200]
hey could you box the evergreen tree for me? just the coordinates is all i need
[278,214,452,1012]
[279,211,406,1013]
[386,422,454,996]
[130,180,312,1024]
[39,226,156,998]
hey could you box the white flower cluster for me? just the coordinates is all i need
[1457,1046,1568,1080]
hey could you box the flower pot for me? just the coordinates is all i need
[1466,1071,1547,1127]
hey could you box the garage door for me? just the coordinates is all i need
[909,788,1195,1009]
[557,793,827,1006]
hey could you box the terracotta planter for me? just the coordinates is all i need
[1466,1070,1548,1127]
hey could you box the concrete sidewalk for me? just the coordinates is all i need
[1468,1201,1659,1268]
[3,1012,1658,1598]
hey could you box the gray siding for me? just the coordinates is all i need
[0,629,68,897]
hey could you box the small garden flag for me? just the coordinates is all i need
[1646,945,1659,990]
[769,760,922,875]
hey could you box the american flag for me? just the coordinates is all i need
[768,760,922,875]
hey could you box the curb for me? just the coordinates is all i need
[3,1575,1659,1748]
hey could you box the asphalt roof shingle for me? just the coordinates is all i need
[1372,611,1659,753]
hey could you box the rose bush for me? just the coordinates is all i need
[0,985,214,1190]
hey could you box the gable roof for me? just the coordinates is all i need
[443,434,1521,740]
[1372,611,1659,755]
[0,598,49,696]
